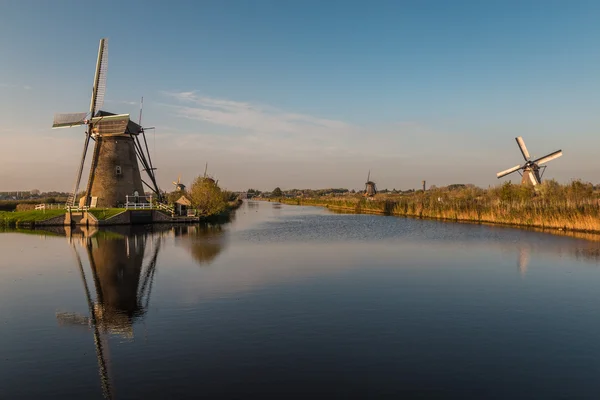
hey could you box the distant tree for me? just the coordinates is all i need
[272,187,283,197]
[221,190,237,202]
[189,176,227,215]
[31,189,40,196]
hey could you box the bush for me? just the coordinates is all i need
[221,190,237,202]
[189,177,227,215]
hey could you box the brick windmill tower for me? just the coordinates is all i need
[364,170,377,197]
[52,38,161,208]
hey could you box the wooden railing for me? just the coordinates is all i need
[125,202,154,210]
[35,204,64,210]
[125,195,155,210]
[156,202,174,214]
[65,205,89,211]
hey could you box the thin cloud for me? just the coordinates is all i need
[159,90,456,167]
[163,91,356,137]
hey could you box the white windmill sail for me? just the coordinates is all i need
[516,136,530,160]
[52,112,89,129]
[90,38,108,116]
[497,165,522,178]
[528,171,538,186]
[534,150,563,165]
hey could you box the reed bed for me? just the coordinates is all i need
[278,180,600,233]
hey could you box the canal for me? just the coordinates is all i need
[2,200,600,398]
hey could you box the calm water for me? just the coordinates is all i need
[3,201,600,399]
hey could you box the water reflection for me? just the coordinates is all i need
[57,230,161,335]
[7,203,600,398]
[51,224,227,399]
[518,246,530,276]
[174,224,228,266]
[53,229,160,399]
[496,231,600,277]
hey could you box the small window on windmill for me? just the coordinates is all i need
[115,166,122,176]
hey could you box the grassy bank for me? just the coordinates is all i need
[276,180,600,234]
[0,209,67,228]
[87,208,125,220]
[0,208,124,227]
[0,200,242,228]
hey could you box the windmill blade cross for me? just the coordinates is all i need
[515,137,530,161]
[497,165,522,179]
[534,150,562,165]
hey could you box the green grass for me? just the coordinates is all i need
[0,209,67,227]
[87,208,125,220]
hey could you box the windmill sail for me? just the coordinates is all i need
[70,134,92,207]
[528,171,538,186]
[496,165,522,178]
[516,137,530,160]
[90,38,108,116]
[53,112,88,129]
[534,150,563,165]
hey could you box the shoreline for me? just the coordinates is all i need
[271,198,600,238]
[0,199,242,229]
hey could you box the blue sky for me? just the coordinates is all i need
[1,0,599,191]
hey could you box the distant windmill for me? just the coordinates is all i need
[52,38,161,208]
[496,136,563,186]
[202,162,216,185]
[172,175,186,192]
[364,170,377,197]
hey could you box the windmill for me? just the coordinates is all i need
[202,162,216,185]
[496,137,563,186]
[52,38,161,208]
[172,175,186,192]
[364,170,377,197]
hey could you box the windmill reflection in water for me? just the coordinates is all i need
[56,230,162,399]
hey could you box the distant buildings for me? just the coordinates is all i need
[0,191,70,201]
